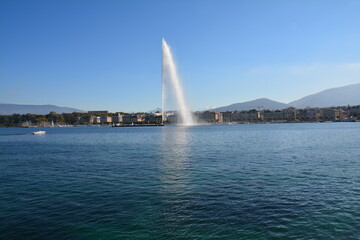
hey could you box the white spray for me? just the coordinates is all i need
[162,39,195,125]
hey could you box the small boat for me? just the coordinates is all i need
[32,131,46,135]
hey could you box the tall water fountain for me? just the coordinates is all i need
[162,39,195,125]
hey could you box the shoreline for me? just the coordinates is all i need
[1,120,359,128]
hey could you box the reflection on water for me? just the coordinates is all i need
[159,126,192,187]
[1,124,360,239]
[160,126,192,167]
[158,126,193,221]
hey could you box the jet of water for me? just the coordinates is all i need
[162,39,195,126]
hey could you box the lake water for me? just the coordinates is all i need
[1,123,360,239]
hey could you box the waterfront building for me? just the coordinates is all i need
[193,112,201,122]
[203,111,216,122]
[262,110,284,121]
[145,114,162,123]
[112,113,123,124]
[297,108,321,121]
[320,108,346,121]
[282,108,297,121]
[193,111,216,123]
[320,108,337,121]
[93,116,101,124]
[222,112,232,122]
[163,111,177,123]
[79,116,95,125]
[215,112,223,122]
[338,109,347,121]
[166,114,177,124]
[122,115,138,124]
[164,112,177,124]
[231,110,260,122]
[137,114,146,122]
[349,105,360,119]
[100,116,112,124]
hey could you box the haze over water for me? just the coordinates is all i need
[1,123,360,239]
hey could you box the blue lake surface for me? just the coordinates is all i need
[1,123,360,239]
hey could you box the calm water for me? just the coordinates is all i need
[1,123,360,239]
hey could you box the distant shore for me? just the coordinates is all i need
[1,104,360,127]
[0,120,356,128]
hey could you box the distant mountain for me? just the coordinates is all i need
[0,104,84,115]
[289,83,360,108]
[210,98,289,112]
[147,107,162,113]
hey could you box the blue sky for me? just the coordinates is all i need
[1,0,360,112]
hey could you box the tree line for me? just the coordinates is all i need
[0,112,94,127]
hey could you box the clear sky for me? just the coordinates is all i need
[1,0,360,112]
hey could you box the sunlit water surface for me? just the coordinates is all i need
[1,123,360,239]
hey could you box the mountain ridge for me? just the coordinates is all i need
[0,104,84,115]
[208,83,360,112]
[288,83,360,108]
[210,98,290,112]
[3,83,360,115]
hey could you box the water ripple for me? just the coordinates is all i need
[1,124,360,239]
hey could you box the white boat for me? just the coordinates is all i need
[32,131,46,135]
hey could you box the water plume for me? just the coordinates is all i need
[162,39,195,126]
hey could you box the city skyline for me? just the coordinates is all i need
[1,0,360,112]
